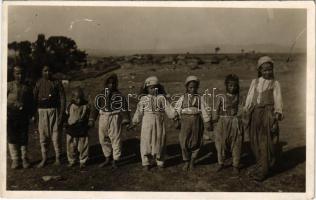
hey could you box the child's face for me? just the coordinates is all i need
[260,63,274,80]
[226,81,238,94]
[187,81,198,94]
[13,67,23,83]
[72,91,82,105]
[147,85,157,95]
[105,78,117,91]
[42,66,51,80]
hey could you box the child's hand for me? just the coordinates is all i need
[121,119,130,125]
[205,122,213,132]
[242,107,249,114]
[174,119,181,130]
[88,120,95,128]
[275,112,283,121]
[271,122,278,134]
[212,117,219,124]
[127,123,136,131]
[173,113,180,121]
[14,102,23,110]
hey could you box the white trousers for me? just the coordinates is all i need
[38,108,61,159]
[98,113,122,160]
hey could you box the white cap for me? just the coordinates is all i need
[144,76,159,87]
[185,75,199,85]
[257,56,274,69]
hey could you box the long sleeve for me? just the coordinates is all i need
[33,81,39,109]
[89,105,99,121]
[273,81,283,114]
[89,89,104,121]
[25,86,36,117]
[163,97,177,119]
[236,96,245,117]
[200,97,211,123]
[85,105,91,120]
[7,82,14,108]
[80,104,90,122]
[213,96,222,121]
[57,81,66,116]
[174,95,184,116]
[121,95,131,123]
[244,79,256,111]
[132,99,144,124]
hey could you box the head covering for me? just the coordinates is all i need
[257,56,274,69]
[185,75,199,86]
[104,73,118,86]
[144,76,159,87]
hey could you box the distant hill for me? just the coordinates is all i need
[85,43,305,57]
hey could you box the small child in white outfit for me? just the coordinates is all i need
[65,87,90,168]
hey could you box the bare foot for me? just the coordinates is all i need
[37,160,47,168]
[182,161,189,171]
[98,157,110,168]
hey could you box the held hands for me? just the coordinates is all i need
[121,119,130,125]
[126,123,137,131]
[173,113,181,130]
[121,119,134,131]
[174,118,181,130]
[205,121,214,132]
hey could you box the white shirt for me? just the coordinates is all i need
[244,77,283,114]
[174,94,211,123]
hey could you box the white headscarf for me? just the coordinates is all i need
[144,76,159,88]
[257,56,274,70]
[185,75,199,86]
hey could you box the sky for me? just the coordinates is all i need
[8,6,307,55]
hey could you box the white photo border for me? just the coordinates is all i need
[0,1,315,199]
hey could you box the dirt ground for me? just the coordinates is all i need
[6,54,306,192]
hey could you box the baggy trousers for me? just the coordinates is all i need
[66,135,89,164]
[215,116,242,168]
[98,113,122,161]
[38,108,61,160]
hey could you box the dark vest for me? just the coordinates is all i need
[218,94,239,116]
[252,79,275,107]
[181,94,200,109]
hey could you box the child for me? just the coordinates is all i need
[130,76,177,171]
[213,74,243,174]
[65,87,90,168]
[174,76,213,171]
[244,56,283,181]
[7,66,34,169]
[89,73,130,169]
[33,65,66,168]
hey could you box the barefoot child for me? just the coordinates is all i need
[65,87,90,168]
[244,56,283,181]
[89,73,130,169]
[214,74,243,174]
[33,65,66,168]
[7,66,34,169]
[130,76,177,171]
[174,76,213,171]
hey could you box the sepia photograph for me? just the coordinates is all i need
[1,1,315,199]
